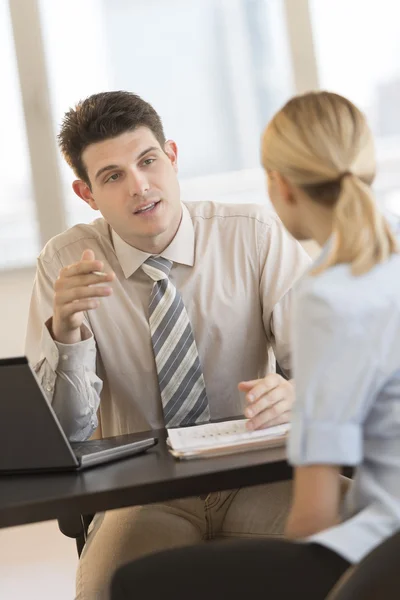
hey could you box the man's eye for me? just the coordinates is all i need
[143,158,155,166]
[106,173,120,183]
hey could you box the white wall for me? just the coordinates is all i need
[0,268,35,358]
[0,521,77,600]
[0,268,78,600]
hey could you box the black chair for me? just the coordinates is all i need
[328,530,400,599]
[58,514,94,557]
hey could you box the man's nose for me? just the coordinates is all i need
[128,169,149,197]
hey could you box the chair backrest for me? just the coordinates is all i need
[327,530,400,599]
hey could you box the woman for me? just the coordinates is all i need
[111,92,400,599]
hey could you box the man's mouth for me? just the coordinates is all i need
[134,200,160,215]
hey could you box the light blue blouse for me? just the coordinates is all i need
[288,239,400,564]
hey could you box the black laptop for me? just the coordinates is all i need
[0,356,156,473]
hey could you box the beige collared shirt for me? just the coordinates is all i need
[26,202,310,441]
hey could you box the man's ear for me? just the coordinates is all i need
[72,180,99,210]
[273,171,297,206]
[164,140,178,173]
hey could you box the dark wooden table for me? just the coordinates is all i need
[0,430,291,530]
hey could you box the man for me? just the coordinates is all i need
[26,91,310,599]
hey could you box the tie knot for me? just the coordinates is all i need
[141,256,173,281]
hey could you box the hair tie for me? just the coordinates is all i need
[339,171,353,181]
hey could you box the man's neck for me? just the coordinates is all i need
[123,209,183,255]
[136,235,173,255]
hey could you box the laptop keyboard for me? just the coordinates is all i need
[71,439,129,457]
[70,434,153,458]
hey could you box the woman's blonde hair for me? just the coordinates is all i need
[261,91,398,275]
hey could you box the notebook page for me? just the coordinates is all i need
[167,419,289,452]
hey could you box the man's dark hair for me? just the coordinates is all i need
[58,91,166,187]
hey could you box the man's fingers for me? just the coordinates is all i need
[81,249,95,262]
[244,378,282,403]
[249,411,291,431]
[247,402,291,430]
[55,271,114,292]
[52,249,115,344]
[59,298,100,320]
[238,380,260,391]
[238,374,282,401]
[244,386,284,419]
[55,285,113,306]
[62,260,106,278]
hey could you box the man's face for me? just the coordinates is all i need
[74,127,182,250]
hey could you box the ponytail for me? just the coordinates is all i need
[313,174,398,276]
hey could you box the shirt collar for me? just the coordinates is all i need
[112,203,195,279]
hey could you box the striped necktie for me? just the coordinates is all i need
[142,256,210,428]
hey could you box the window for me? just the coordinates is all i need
[5,0,398,272]
[38,0,293,226]
[0,0,39,269]
[309,0,400,219]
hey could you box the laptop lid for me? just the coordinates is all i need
[0,356,79,471]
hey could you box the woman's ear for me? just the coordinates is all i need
[273,171,297,206]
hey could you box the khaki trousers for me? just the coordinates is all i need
[76,480,292,600]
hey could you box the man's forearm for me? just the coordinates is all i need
[33,330,103,441]
[51,368,101,441]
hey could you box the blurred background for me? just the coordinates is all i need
[1,0,400,597]
[2,0,400,272]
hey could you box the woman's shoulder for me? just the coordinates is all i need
[296,253,400,321]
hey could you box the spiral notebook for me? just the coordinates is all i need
[167,419,289,460]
